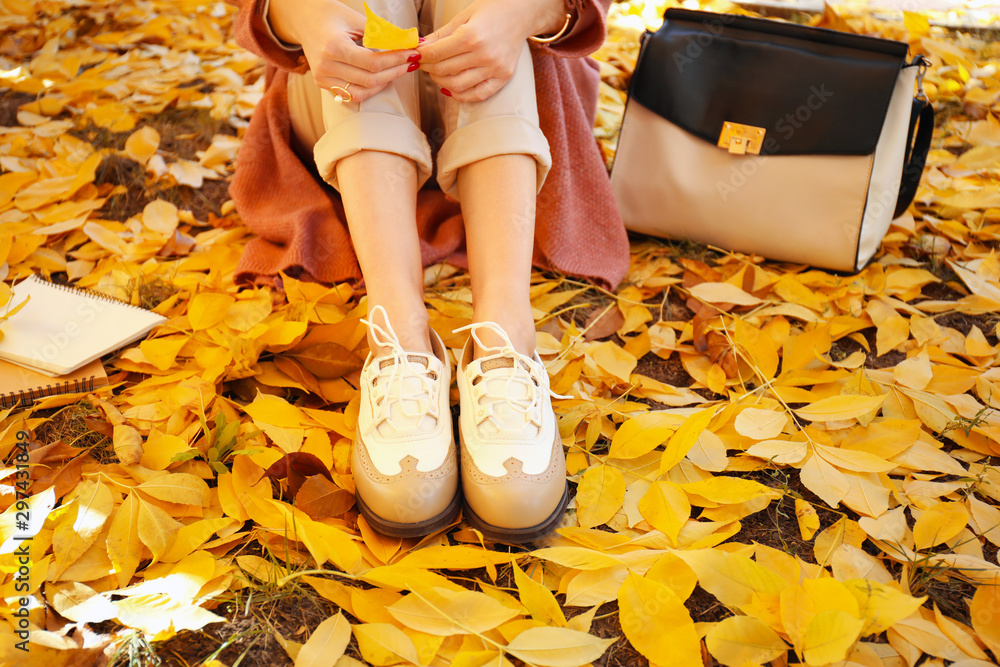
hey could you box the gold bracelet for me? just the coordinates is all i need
[529,12,573,43]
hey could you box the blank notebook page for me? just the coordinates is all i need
[0,275,167,377]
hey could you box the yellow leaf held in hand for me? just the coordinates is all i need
[362,3,419,50]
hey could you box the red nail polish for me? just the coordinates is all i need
[407,53,420,63]
[441,88,452,97]
[407,62,419,72]
[418,37,425,43]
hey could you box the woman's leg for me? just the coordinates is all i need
[455,153,570,543]
[428,0,552,355]
[298,0,431,353]
[284,4,458,537]
[429,0,566,542]
[457,155,538,357]
[337,152,431,354]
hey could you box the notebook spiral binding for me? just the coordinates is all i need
[29,274,151,313]
[0,375,101,409]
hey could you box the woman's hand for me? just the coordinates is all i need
[268,0,419,104]
[417,0,567,103]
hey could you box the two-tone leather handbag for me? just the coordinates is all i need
[610,8,934,272]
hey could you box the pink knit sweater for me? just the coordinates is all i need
[227,0,630,290]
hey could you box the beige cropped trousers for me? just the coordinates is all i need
[283,0,553,199]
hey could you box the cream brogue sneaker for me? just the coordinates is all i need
[352,306,459,537]
[454,322,569,543]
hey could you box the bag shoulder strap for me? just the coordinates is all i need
[893,98,935,219]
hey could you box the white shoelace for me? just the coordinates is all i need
[360,305,438,433]
[453,322,569,433]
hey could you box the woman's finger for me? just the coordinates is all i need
[317,80,382,105]
[418,51,480,78]
[417,20,481,65]
[324,35,417,73]
[313,62,413,104]
[417,5,471,52]
[314,60,412,92]
[330,40,418,72]
[448,77,506,103]
[428,66,492,95]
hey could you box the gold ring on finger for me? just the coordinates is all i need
[330,83,353,104]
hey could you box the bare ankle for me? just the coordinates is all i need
[470,314,536,359]
[365,302,432,355]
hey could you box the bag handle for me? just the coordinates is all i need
[893,58,935,219]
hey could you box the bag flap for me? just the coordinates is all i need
[631,9,909,156]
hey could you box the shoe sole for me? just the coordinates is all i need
[463,482,569,544]
[356,489,461,539]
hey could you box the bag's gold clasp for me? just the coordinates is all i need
[718,122,766,155]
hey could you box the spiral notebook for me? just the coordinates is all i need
[0,358,109,410]
[0,275,166,377]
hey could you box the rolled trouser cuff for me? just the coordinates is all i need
[436,114,552,199]
[314,106,434,192]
